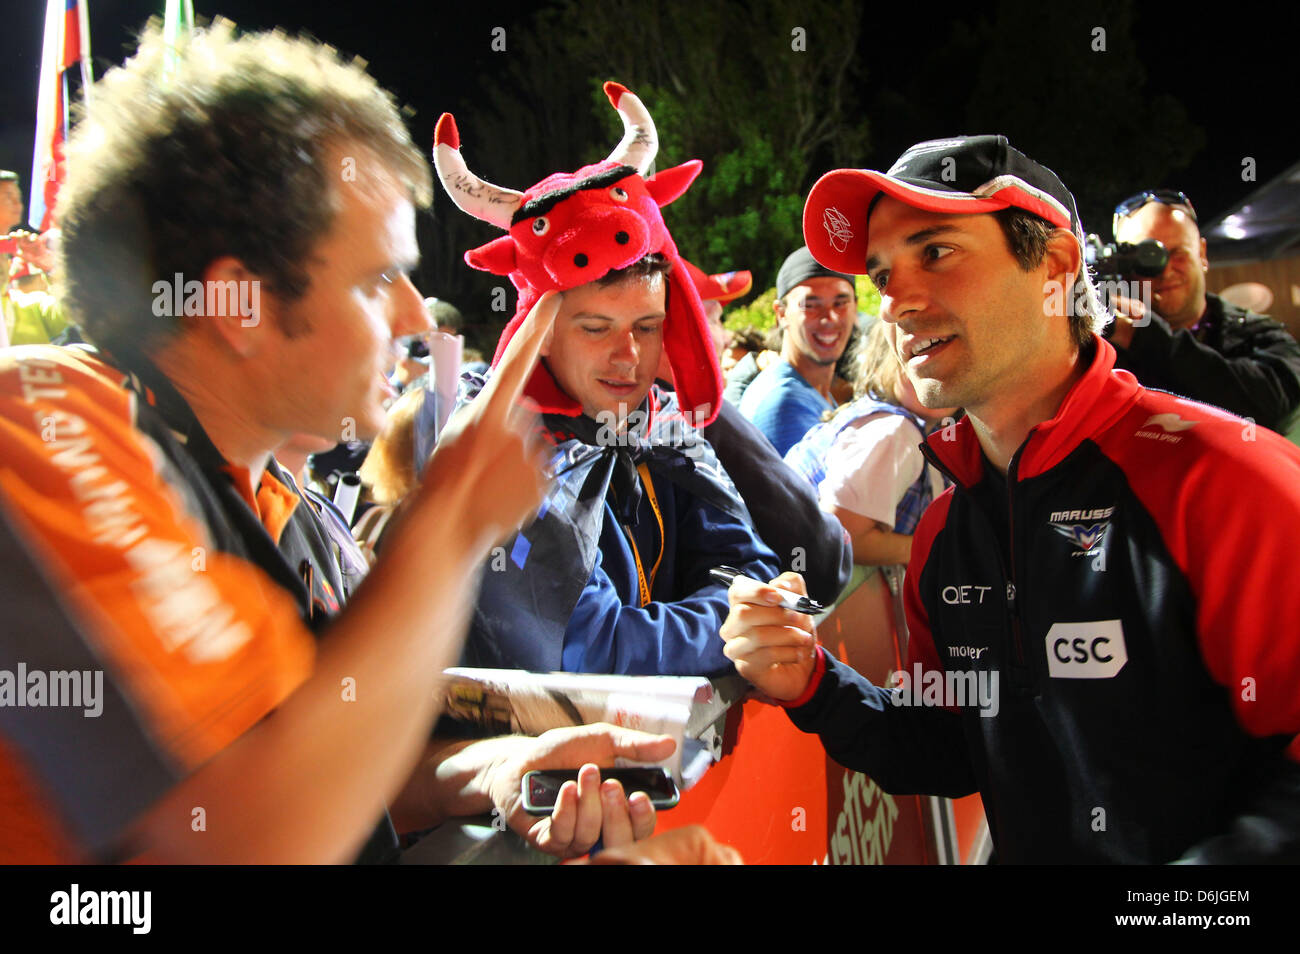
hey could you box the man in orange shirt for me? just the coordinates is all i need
[0,22,691,864]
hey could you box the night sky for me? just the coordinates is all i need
[1,1,1292,251]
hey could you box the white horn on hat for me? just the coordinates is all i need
[603,82,657,176]
[433,113,524,230]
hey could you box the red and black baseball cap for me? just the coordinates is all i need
[803,135,1081,275]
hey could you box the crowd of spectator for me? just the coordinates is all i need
[2,19,1298,866]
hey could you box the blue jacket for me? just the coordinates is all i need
[459,381,780,675]
[737,359,834,456]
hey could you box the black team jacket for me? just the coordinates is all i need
[785,338,1300,863]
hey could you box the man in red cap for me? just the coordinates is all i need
[720,134,1300,862]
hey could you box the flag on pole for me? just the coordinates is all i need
[29,0,93,233]
[162,0,195,82]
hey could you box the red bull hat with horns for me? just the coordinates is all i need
[433,82,723,426]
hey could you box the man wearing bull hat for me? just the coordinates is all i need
[433,83,779,675]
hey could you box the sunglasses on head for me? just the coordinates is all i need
[1113,190,1197,235]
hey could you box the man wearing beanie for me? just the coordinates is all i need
[737,247,857,455]
[721,134,1300,863]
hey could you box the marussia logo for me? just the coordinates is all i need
[823,207,853,251]
[1050,521,1107,552]
[1048,505,1114,555]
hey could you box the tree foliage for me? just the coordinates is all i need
[423,0,1203,354]
[962,0,1204,238]
[573,0,872,301]
[433,0,871,350]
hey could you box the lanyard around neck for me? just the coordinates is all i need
[620,462,665,607]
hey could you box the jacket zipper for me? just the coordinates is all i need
[1005,448,1028,687]
[921,441,1029,689]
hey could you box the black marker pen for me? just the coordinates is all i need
[709,565,826,615]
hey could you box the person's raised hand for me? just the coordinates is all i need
[10,231,54,274]
[1107,293,1150,350]
[411,290,561,556]
[719,571,819,702]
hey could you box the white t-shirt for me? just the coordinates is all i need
[817,412,942,529]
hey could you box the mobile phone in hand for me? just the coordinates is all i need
[521,768,680,815]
